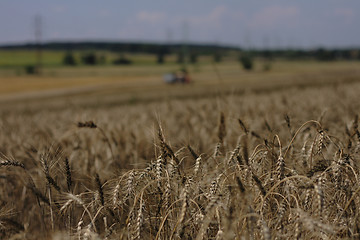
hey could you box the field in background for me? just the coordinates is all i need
[1,50,360,106]
[0,49,227,68]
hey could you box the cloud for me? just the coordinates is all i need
[334,8,354,17]
[135,11,166,24]
[249,6,299,28]
[333,8,354,23]
[113,10,167,41]
[117,6,245,43]
[187,5,227,28]
[116,11,166,41]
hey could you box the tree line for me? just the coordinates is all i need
[1,41,360,74]
[1,41,359,62]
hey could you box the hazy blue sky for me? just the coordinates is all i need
[1,0,359,48]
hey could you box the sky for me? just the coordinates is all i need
[0,0,359,49]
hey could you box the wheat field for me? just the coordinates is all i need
[1,79,360,239]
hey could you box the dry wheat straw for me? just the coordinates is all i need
[135,193,144,240]
[315,176,324,217]
[261,219,271,240]
[176,180,190,238]
[228,143,240,166]
[27,183,50,206]
[112,180,121,207]
[194,156,201,175]
[238,118,248,135]
[0,160,25,169]
[95,173,104,206]
[284,113,292,136]
[213,142,222,158]
[124,171,135,204]
[64,157,72,192]
[240,135,249,165]
[196,194,222,240]
[218,112,226,144]
[163,177,171,209]
[187,145,199,160]
[252,172,266,197]
[156,156,164,190]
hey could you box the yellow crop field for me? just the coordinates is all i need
[1,60,360,239]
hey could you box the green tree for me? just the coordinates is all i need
[81,52,97,65]
[113,54,132,65]
[157,52,165,64]
[262,50,272,71]
[63,52,77,66]
[156,47,169,64]
[190,52,198,64]
[24,65,36,74]
[315,48,336,61]
[239,53,254,70]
